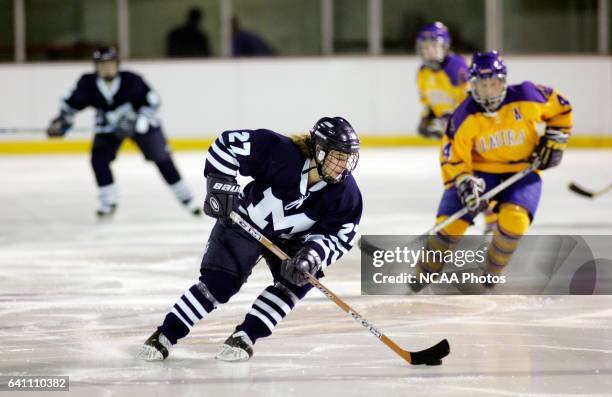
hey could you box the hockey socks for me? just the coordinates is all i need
[486,204,529,275]
[234,282,305,343]
[159,271,240,345]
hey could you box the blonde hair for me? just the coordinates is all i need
[290,133,313,158]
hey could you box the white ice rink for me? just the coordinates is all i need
[1,148,611,396]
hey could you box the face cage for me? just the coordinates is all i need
[416,38,448,68]
[315,146,359,184]
[95,60,120,81]
[470,76,507,113]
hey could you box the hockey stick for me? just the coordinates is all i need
[568,182,612,199]
[0,127,91,134]
[229,211,450,366]
[359,161,539,256]
[426,161,539,235]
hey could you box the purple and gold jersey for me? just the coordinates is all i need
[440,81,572,188]
[417,54,469,118]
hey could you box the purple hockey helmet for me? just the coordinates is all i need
[416,22,451,46]
[469,51,508,112]
[416,22,451,68]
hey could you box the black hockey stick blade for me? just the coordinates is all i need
[568,182,595,198]
[409,338,450,365]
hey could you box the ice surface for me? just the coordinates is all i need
[1,148,611,396]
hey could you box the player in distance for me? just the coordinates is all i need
[416,22,497,233]
[47,46,200,219]
[416,22,469,140]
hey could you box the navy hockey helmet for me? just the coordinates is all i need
[310,117,360,184]
[93,46,119,81]
[93,46,119,63]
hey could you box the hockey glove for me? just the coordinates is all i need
[456,174,488,215]
[280,247,321,287]
[418,114,448,139]
[203,173,240,222]
[134,114,150,134]
[532,129,569,170]
[114,115,136,139]
[46,115,72,138]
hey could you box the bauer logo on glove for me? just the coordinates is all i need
[208,196,221,213]
[212,182,241,193]
[204,173,240,221]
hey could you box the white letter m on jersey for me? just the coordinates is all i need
[246,188,316,234]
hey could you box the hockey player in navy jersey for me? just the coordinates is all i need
[46,46,200,219]
[139,117,362,362]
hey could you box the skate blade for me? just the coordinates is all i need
[138,345,165,361]
[215,345,250,362]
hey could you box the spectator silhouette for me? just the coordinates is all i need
[167,7,211,58]
[232,17,275,57]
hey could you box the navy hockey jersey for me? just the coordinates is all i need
[59,71,161,134]
[204,129,363,269]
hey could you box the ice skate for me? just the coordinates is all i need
[216,331,253,362]
[182,198,202,217]
[139,329,172,361]
[96,203,117,220]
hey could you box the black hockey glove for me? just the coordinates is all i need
[203,173,240,222]
[46,115,72,138]
[114,115,136,139]
[532,129,569,170]
[456,175,488,215]
[280,247,321,287]
[418,113,448,140]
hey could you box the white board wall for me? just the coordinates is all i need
[1,56,610,137]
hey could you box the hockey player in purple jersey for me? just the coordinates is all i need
[416,22,497,233]
[412,52,572,290]
[46,46,200,219]
[139,117,362,362]
[416,22,469,140]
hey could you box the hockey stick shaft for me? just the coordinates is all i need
[229,211,449,365]
[0,127,91,134]
[426,162,539,235]
[358,162,539,257]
